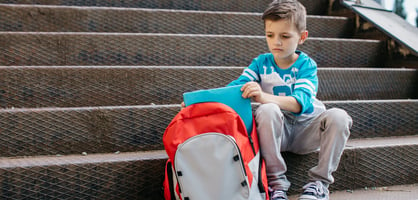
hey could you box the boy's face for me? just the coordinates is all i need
[264,19,308,64]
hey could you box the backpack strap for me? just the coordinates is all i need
[163,160,177,200]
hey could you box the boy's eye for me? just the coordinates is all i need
[282,35,290,38]
[266,34,273,38]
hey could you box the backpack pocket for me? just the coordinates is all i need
[174,133,249,200]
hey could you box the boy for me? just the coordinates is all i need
[228,0,352,199]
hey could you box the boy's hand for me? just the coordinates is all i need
[241,82,302,113]
[241,82,265,103]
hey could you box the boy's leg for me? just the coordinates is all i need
[289,108,352,185]
[255,103,292,191]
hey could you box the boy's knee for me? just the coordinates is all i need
[322,108,352,133]
[328,108,351,123]
[255,103,285,139]
[255,103,283,120]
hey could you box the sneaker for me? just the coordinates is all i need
[269,189,288,200]
[298,181,329,200]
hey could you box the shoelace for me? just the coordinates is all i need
[271,190,287,199]
[302,181,324,195]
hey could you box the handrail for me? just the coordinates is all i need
[342,0,418,56]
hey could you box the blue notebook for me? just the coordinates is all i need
[183,85,253,133]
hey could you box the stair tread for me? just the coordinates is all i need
[1,66,415,108]
[0,4,348,17]
[0,31,376,39]
[0,150,166,168]
[0,32,384,67]
[346,135,418,149]
[0,0,330,15]
[0,4,352,37]
[2,135,417,167]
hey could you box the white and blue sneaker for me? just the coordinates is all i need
[298,181,329,200]
[269,188,288,200]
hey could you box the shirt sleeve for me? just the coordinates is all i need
[227,57,261,86]
[291,58,319,115]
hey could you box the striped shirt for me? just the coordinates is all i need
[228,51,325,116]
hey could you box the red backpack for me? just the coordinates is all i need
[163,102,269,200]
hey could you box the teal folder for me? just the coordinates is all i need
[183,85,253,133]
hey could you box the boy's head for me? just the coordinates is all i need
[261,0,308,65]
[262,0,307,33]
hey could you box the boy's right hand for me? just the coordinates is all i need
[241,82,265,103]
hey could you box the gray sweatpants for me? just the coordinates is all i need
[255,103,352,191]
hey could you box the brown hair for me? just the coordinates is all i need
[262,0,307,32]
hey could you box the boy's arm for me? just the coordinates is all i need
[227,58,260,86]
[240,55,318,114]
[260,93,301,113]
[290,58,319,114]
[241,82,301,113]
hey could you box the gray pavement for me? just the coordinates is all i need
[289,184,418,200]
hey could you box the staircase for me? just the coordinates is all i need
[0,0,417,199]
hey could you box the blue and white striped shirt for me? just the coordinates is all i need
[228,51,325,116]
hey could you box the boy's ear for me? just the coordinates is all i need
[298,31,308,45]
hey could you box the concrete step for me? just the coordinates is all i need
[0,0,415,199]
[0,67,416,108]
[1,135,417,199]
[0,5,353,38]
[0,100,416,157]
[0,32,384,67]
[0,0,329,15]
